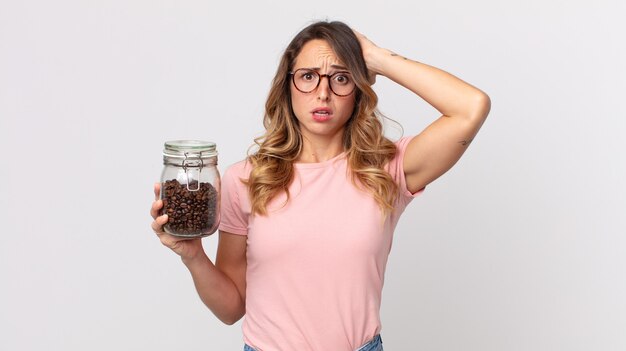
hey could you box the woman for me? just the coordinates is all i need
[150,20,490,351]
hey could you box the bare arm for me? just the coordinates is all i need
[150,183,247,325]
[355,31,491,192]
[181,231,247,325]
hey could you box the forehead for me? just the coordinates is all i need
[293,39,344,68]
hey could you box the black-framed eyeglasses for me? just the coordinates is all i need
[288,68,356,97]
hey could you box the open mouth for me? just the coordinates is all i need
[312,107,332,121]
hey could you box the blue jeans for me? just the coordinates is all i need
[243,334,383,351]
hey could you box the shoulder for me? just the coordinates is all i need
[387,135,417,170]
[394,135,416,153]
[386,135,424,200]
[219,159,252,233]
[223,158,253,180]
[221,159,253,197]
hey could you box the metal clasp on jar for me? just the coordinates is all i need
[182,151,204,191]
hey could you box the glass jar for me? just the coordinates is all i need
[160,140,220,238]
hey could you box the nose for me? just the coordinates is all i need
[317,75,331,101]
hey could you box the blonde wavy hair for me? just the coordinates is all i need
[246,21,399,215]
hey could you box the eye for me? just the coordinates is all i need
[298,70,317,81]
[332,73,352,85]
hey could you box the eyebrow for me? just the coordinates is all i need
[299,64,349,71]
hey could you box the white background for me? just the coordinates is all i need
[1,1,624,350]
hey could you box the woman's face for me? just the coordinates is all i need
[290,39,356,143]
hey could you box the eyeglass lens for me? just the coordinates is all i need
[292,69,355,96]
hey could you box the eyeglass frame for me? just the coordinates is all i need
[288,68,357,97]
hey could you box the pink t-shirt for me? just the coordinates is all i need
[219,136,423,351]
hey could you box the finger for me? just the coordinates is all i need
[159,234,183,251]
[352,29,369,46]
[351,28,364,38]
[154,182,161,200]
[151,214,168,235]
[157,231,190,250]
[369,72,377,85]
[150,199,163,219]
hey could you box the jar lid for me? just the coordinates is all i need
[163,140,218,158]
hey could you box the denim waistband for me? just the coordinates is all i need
[356,334,383,351]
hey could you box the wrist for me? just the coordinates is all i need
[181,250,210,269]
[364,47,394,76]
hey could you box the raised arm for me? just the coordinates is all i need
[355,31,491,193]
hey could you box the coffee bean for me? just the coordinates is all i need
[160,179,218,237]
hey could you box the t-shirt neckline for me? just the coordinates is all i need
[293,151,347,169]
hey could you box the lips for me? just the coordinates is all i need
[311,107,333,122]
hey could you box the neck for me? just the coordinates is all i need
[297,132,345,163]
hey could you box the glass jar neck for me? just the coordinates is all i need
[163,155,217,167]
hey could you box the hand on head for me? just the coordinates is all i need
[352,29,379,85]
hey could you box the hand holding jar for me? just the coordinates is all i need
[150,182,204,260]
[150,140,221,257]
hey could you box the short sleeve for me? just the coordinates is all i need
[218,160,251,235]
[386,136,425,207]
